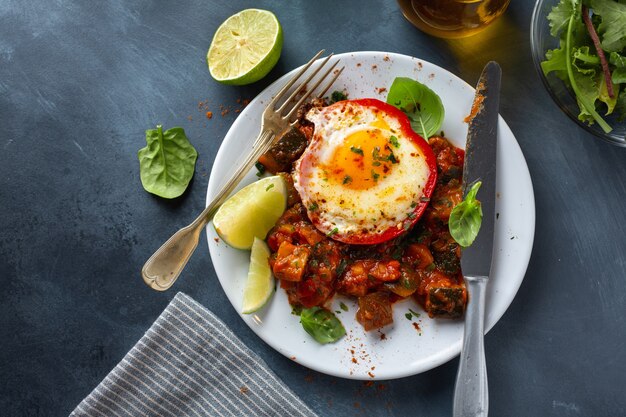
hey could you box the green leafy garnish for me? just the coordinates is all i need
[330,90,348,103]
[300,307,346,344]
[540,0,626,133]
[449,181,483,248]
[386,77,444,139]
[350,146,364,155]
[339,302,349,312]
[138,125,198,199]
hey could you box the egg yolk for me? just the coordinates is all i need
[325,124,399,190]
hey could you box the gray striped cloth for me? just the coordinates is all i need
[70,292,319,417]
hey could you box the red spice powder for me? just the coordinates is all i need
[464,81,485,123]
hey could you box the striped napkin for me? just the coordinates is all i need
[70,292,318,417]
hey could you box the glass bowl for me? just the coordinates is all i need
[530,0,626,147]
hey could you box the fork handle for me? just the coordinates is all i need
[142,129,276,291]
[453,275,488,417]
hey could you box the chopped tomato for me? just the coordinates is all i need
[272,241,311,282]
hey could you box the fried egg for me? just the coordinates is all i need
[292,98,437,244]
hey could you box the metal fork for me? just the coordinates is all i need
[142,50,344,291]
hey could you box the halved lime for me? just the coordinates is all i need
[242,237,275,314]
[213,175,287,249]
[207,9,283,85]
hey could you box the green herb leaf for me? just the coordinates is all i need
[386,77,444,139]
[339,302,349,312]
[547,0,577,37]
[300,307,346,344]
[449,181,483,248]
[255,161,266,177]
[336,258,348,276]
[138,125,198,199]
[330,90,348,104]
[389,135,400,147]
[350,146,364,156]
[590,0,626,52]
[610,51,626,83]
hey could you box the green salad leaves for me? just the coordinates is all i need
[138,125,198,199]
[449,181,483,248]
[299,306,346,344]
[542,0,626,132]
[386,77,445,139]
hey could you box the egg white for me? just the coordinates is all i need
[292,101,431,242]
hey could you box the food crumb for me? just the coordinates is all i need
[213,238,219,243]
[383,55,390,62]
[206,111,213,119]
[239,386,249,394]
[356,62,362,67]
[368,371,375,378]
[412,322,421,333]
[364,381,374,387]
[376,87,387,94]
[187,115,193,121]
[379,332,387,340]
[371,64,378,71]
[351,358,358,364]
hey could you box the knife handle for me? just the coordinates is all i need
[453,275,488,417]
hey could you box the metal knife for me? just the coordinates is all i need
[452,61,501,417]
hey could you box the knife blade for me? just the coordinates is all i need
[453,61,501,417]
[460,61,501,277]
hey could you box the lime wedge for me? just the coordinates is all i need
[207,9,283,85]
[242,237,275,314]
[213,175,287,249]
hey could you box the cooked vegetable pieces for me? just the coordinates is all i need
[138,125,198,199]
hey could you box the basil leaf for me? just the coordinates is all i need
[138,125,198,199]
[386,77,444,139]
[300,306,346,344]
[449,181,483,248]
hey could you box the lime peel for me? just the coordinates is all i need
[207,9,283,85]
[213,175,287,250]
[242,237,275,314]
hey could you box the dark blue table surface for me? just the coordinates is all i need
[2,1,626,416]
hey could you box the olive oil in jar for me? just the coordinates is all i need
[397,0,510,39]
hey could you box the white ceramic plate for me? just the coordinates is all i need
[206,51,535,380]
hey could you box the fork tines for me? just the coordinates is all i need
[269,50,345,123]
